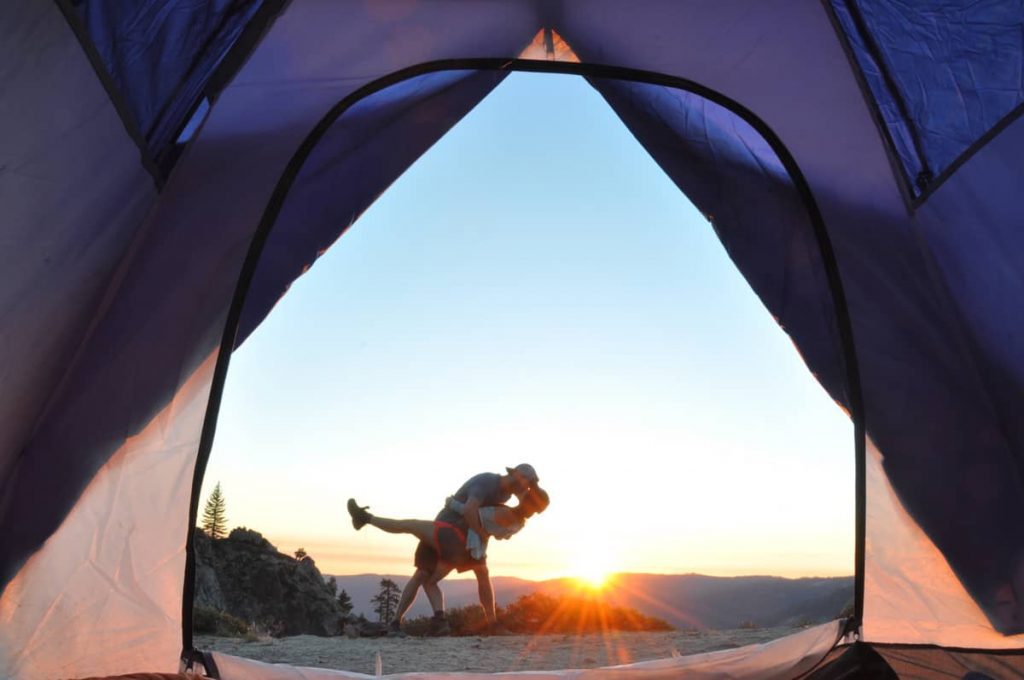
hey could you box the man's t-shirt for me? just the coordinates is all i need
[435,472,510,524]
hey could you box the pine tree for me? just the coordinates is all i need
[337,589,353,621]
[294,547,307,560]
[201,482,228,539]
[371,578,400,623]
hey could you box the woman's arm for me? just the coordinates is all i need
[444,495,490,537]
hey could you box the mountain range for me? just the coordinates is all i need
[328,572,853,630]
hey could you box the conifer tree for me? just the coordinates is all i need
[338,589,353,620]
[201,482,228,539]
[371,578,400,623]
[294,547,307,560]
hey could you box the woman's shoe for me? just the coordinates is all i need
[428,614,452,636]
[347,499,371,530]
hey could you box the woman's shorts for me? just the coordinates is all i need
[413,521,482,573]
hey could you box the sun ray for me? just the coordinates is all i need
[611,578,704,630]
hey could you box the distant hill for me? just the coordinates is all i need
[567,573,853,630]
[328,572,852,630]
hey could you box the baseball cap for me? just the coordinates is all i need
[506,463,539,486]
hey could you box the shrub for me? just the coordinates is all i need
[502,592,673,634]
[402,593,672,636]
[193,606,249,637]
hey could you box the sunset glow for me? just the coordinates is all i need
[576,571,611,590]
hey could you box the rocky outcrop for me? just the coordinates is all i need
[194,528,342,636]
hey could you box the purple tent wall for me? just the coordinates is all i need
[0,0,155,558]
[903,112,1024,630]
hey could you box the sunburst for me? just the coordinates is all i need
[570,544,615,590]
[576,567,611,590]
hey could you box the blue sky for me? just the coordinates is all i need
[201,72,853,580]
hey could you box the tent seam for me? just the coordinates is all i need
[51,0,162,185]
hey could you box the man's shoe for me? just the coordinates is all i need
[487,622,512,636]
[386,620,406,638]
[347,499,371,530]
[428,615,451,636]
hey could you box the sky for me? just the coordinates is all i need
[199,72,853,582]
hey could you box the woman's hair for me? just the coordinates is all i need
[513,486,550,519]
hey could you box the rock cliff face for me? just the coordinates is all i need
[194,528,342,636]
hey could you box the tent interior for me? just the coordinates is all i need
[3,1,1024,678]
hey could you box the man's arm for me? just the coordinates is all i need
[473,563,496,623]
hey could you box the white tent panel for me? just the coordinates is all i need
[0,354,216,680]
[864,437,1024,648]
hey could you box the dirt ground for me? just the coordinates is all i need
[197,626,796,675]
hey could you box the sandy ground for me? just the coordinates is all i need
[197,627,798,675]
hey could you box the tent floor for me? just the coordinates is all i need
[810,641,1024,679]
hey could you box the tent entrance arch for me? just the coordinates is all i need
[183,60,865,669]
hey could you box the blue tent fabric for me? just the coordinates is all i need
[907,109,1024,579]
[827,0,930,196]
[72,0,268,157]
[830,0,1024,197]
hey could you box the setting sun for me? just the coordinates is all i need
[576,570,611,590]
[570,543,615,590]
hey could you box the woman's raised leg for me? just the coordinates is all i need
[368,516,436,546]
[348,499,437,546]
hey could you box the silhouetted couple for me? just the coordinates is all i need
[348,464,548,636]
